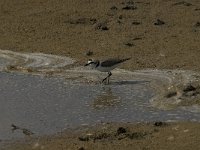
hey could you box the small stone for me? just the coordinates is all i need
[122,6,137,10]
[101,26,109,30]
[154,19,165,26]
[119,15,123,19]
[117,127,127,135]
[165,91,177,98]
[173,1,192,6]
[132,21,141,25]
[195,22,200,27]
[124,42,134,47]
[133,37,142,40]
[78,147,85,150]
[110,6,118,10]
[117,20,122,24]
[95,22,109,31]
[183,85,196,92]
[154,121,166,127]
[84,50,93,56]
[78,136,89,141]
[22,128,34,136]
[67,18,97,25]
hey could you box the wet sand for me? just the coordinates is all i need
[3,122,200,150]
[0,0,200,71]
[0,0,200,149]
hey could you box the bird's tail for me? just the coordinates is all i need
[120,57,131,63]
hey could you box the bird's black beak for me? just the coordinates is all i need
[84,63,89,66]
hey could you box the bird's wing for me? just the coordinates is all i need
[101,58,130,67]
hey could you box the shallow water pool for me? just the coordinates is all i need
[0,72,200,141]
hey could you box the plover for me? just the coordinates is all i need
[84,58,131,84]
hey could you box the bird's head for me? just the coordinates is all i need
[84,59,93,66]
[84,59,98,68]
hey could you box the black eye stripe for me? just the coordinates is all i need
[89,61,94,64]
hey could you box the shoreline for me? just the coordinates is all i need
[0,0,200,149]
[3,121,200,150]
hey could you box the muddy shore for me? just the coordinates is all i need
[0,0,200,71]
[3,122,200,150]
[0,0,200,149]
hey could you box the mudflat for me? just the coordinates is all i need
[0,0,200,149]
[4,122,200,150]
[0,0,200,70]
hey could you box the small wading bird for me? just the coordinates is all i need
[84,58,131,84]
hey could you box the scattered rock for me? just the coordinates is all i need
[84,50,93,56]
[22,128,34,136]
[117,20,122,24]
[7,65,18,70]
[132,21,141,25]
[195,22,200,27]
[165,91,177,98]
[127,132,147,140]
[154,19,165,26]
[154,121,166,127]
[173,1,192,6]
[117,127,127,135]
[126,1,135,5]
[182,84,200,97]
[79,133,110,142]
[124,42,134,47]
[119,15,123,19]
[78,136,90,141]
[95,22,109,31]
[78,147,85,150]
[122,5,137,10]
[110,6,118,10]
[66,18,97,25]
[133,37,142,40]
[121,1,137,10]
[183,85,196,92]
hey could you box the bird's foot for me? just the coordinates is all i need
[102,77,108,84]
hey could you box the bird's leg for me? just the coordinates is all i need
[102,76,108,83]
[107,72,112,84]
[102,72,112,84]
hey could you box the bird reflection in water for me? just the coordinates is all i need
[92,87,121,109]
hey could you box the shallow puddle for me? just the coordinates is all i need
[0,49,200,142]
[0,72,200,141]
